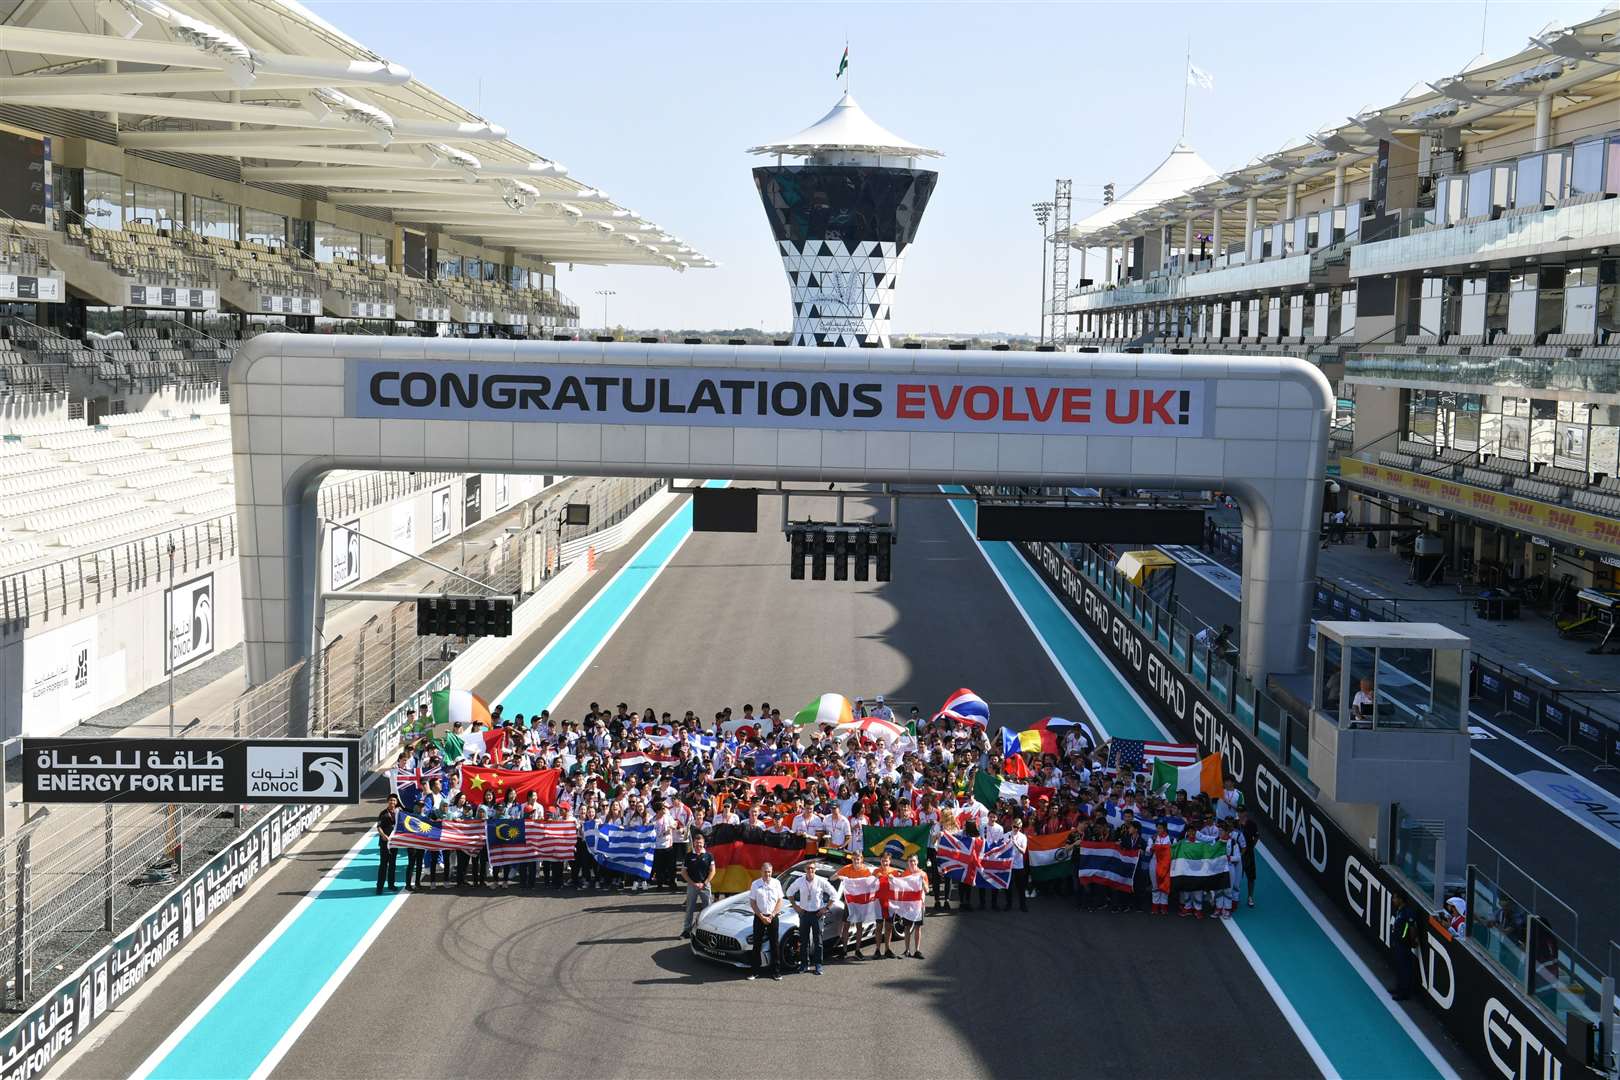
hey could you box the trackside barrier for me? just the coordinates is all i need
[0,803,323,1080]
[0,477,680,1077]
[1013,536,1604,1080]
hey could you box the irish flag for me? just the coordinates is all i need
[1150,752,1224,799]
[1027,831,1073,882]
[432,688,492,729]
[793,693,854,728]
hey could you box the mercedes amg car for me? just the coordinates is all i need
[689,858,881,969]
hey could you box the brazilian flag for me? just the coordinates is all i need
[862,824,932,866]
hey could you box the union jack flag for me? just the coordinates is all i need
[936,832,1014,889]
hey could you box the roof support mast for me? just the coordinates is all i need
[1050,179,1071,347]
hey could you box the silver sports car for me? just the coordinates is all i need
[689,859,882,969]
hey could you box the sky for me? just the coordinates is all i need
[309,0,1603,336]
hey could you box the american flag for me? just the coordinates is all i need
[389,813,485,852]
[935,832,1014,889]
[485,819,577,866]
[1108,738,1199,771]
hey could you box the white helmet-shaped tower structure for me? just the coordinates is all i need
[748,93,941,347]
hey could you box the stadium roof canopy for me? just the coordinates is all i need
[748,93,942,159]
[0,0,713,270]
[1059,6,1620,252]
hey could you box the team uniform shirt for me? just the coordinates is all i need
[1008,830,1028,870]
[788,873,836,914]
[748,877,785,919]
[653,811,678,850]
[822,814,852,849]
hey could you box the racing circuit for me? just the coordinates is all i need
[57,489,1469,1080]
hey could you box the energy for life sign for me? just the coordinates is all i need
[23,738,361,804]
[350,361,1212,438]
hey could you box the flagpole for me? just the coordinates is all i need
[1180,36,1191,140]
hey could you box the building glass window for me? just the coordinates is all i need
[314,222,360,263]
[82,169,122,230]
[1571,139,1605,196]
[189,196,237,240]
[1344,200,1361,239]
[243,207,287,247]
[124,182,181,228]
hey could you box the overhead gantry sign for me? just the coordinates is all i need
[229,337,1331,687]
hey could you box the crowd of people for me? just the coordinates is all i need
[379,694,1259,977]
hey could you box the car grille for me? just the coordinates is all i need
[694,930,741,952]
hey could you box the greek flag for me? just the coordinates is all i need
[584,820,655,879]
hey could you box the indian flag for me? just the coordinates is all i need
[1027,831,1073,882]
[793,693,853,728]
[432,688,493,729]
[1150,752,1224,800]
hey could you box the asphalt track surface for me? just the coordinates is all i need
[62,493,1439,1080]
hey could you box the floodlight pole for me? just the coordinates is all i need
[1032,202,1053,345]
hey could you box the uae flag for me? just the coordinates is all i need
[707,824,817,894]
[1169,840,1231,892]
[1150,752,1224,800]
[459,765,561,807]
[1026,831,1074,883]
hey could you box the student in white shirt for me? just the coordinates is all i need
[1007,819,1030,912]
[787,867,836,975]
[747,864,785,981]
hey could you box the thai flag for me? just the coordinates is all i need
[935,688,989,727]
[618,754,652,781]
[1074,841,1141,892]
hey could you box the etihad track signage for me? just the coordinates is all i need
[1016,537,1595,1080]
[23,738,360,805]
[349,361,1212,437]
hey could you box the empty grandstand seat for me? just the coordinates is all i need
[1462,467,1508,490]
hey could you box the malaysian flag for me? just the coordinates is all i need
[935,688,989,727]
[389,812,485,853]
[584,820,655,879]
[935,832,1014,889]
[485,819,578,866]
[1108,737,1199,771]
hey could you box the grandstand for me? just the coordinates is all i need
[0,0,714,741]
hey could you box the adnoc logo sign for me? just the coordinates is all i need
[349,361,1211,438]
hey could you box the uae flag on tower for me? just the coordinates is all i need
[836,45,848,79]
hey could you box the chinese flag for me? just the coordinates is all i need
[459,766,560,807]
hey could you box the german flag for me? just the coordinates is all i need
[707,824,817,894]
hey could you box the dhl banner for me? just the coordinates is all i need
[1341,457,1620,556]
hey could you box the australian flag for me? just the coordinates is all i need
[936,832,1013,889]
[391,767,449,813]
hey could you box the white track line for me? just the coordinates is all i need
[1222,918,1337,1080]
[944,491,1455,1079]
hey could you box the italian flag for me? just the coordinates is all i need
[1150,752,1224,799]
[793,693,854,728]
[1027,831,1073,882]
[836,45,848,79]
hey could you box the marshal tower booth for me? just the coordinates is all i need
[748,93,940,347]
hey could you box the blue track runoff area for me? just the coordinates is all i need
[943,489,1449,1080]
[138,483,1445,1080]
